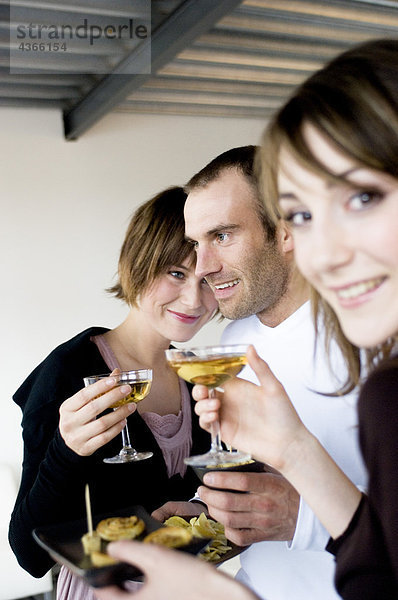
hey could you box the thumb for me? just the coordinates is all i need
[107,539,173,573]
[246,345,280,388]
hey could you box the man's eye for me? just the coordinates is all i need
[188,240,198,250]
[216,232,229,243]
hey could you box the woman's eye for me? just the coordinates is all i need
[284,211,312,226]
[348,190,382,210]
[200,278,209,286]
[169,270,184,279]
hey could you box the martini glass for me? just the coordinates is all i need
[84,369,153,464]
[165,345,250,467]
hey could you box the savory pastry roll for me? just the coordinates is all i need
[96,516,145,541]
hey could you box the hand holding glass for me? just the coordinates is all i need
[83,369,152,464]
[165,345,250,467]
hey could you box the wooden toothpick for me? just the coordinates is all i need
[85,483,93,537]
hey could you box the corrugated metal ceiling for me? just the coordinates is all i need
[2,0,398,139]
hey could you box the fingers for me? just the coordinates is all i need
[201,496,283,544]
[223,526,265,547]
[193,393,221,427]
[198,472,300,544]
[60,378,135,430]
[225,527,273,546]
[95,586,128,599]
[199,473,298,512]
[81,386,134,425]
[202,471,267,494]
[107,539,156,564]
[63,379,133,422]
[191,384,209,401]
[59,377,138,455]
[69,412,129,456]
[151,506,171,522]
[100,541,258,600]
[107,540,199,576]
[151,501,196,522]
[198,485,253,513]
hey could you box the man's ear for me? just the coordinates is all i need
[278,223,294,253]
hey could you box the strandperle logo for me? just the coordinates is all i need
[9,1,152,75]
[16,18,148,46]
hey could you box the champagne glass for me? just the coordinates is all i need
[165,345,250,467]
[84,369,153,464]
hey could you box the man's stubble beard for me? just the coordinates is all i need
[218,241,291,321]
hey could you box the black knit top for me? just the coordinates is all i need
[327,357,398,598]
[9,327,208,577]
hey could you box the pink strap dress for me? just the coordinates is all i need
[56,335,192,600]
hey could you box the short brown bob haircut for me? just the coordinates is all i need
[108,186,195,306]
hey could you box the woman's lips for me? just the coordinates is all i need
[332,276,385,307]
[168,310,200,323]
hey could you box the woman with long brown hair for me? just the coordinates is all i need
[194,38,398,598]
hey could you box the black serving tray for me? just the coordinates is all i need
[33,504,211,588]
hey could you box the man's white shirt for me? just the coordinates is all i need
[221,301,367,600]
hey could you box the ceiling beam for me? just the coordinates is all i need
[63,0,243,140]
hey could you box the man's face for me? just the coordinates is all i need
[184,169,291,320]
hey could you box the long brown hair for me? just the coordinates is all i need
[258,38,398,392]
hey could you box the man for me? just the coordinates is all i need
[179,146,366,600]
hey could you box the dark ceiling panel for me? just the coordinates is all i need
[63,0,243,139]
[0,0,397,138]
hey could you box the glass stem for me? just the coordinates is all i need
[121,424,133,450]
[209,388,223,453]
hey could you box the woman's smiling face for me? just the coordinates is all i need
[139,258,218,343]
[277,125,398,348]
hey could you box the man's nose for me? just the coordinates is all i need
[194,245,222,279]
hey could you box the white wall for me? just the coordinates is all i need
[0,107,266,478]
